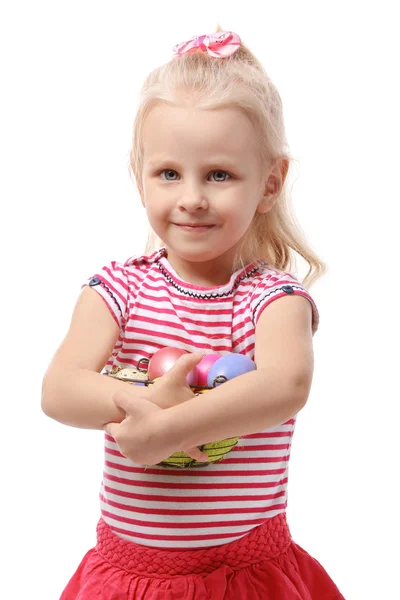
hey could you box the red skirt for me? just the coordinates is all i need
[60,513,344,599]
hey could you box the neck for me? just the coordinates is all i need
[163,249,236,287]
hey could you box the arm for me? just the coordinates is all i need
[161,294,314,450]
[41,286,149,430]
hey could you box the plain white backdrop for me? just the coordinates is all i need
[1,1,399,598]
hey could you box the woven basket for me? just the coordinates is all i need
[106,364,240,468]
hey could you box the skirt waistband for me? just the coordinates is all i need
[96,513,292,577]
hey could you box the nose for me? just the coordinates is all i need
[177,183,208,212]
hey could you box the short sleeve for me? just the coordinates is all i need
[250,272,320,336]
[82,261,130,330]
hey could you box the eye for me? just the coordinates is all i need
[160,169,179,181]
[158,169,231,182]
[209,170,230,182]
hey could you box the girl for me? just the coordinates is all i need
[42,29,344,599]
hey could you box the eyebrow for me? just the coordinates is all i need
[145,156,242,169]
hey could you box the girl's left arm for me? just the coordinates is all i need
[163,294,314,451]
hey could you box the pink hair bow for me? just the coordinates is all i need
[173,31,241,58]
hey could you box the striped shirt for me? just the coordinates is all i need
[83,247,319,549]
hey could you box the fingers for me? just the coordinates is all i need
[162,352,203,383]
[176,352,204,369]
[104,422,117,437]
[112,391,158,417]
[112,391,133,412]
[185,446,209,462]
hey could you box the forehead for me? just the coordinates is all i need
[142,103,259,162]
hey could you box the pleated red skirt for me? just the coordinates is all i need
[60,513,344,599]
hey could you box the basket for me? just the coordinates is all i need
[105,362,240,468]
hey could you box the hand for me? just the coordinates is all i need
[104,353,209,465]
[147,352,204,409]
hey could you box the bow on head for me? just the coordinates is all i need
[173,31,241,58]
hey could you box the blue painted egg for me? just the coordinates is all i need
[207,353,256,387]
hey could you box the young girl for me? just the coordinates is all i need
[42,29,344,600]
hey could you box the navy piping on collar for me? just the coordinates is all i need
[155,260,263,299]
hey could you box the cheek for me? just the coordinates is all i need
[146,205,161,224]
[228,201,258,237]
[224,194,253,223]
[144,198,170,231]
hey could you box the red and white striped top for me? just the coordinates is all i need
[83,247,319,549]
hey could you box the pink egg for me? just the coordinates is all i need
[195,353,221,386]
[148,347,198,386]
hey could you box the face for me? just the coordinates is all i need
[140,102,276,284]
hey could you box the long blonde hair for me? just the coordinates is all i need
[129,30,327,288]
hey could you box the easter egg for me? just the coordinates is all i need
[195,353,221,386]
[207,352,256,387]
[148,347,198,386]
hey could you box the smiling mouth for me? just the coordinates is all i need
[174,223,215,231]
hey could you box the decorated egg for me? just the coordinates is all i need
[195,353,221,386]
[148,347,198,386]
[207,352,256,387]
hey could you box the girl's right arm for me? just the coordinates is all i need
[41,285,148,431]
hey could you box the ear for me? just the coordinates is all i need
[257,158,289,214]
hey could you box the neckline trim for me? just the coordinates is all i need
[155,248,266,299]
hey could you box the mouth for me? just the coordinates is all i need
[174,223,215,232]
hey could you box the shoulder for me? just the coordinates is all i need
[247,262,320,336]
[81,249,166,329]
[252,264,316,391]
[97,248,166,287]
[124,248,165,270]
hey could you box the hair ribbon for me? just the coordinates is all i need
[173,31,241,58]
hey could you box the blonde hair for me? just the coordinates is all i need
[129,30,327,289]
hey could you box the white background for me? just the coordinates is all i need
[1,1,399,598]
